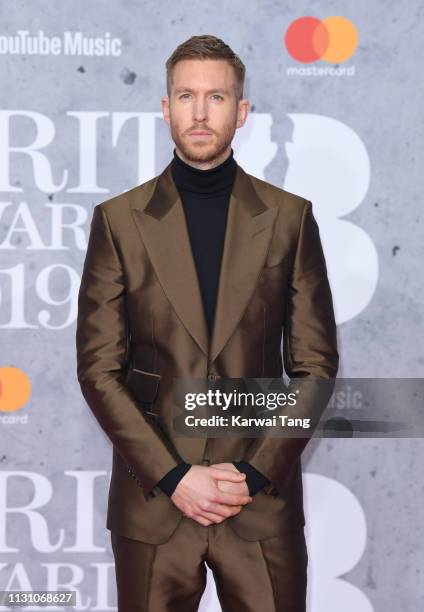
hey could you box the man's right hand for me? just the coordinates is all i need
[171,465,252,526]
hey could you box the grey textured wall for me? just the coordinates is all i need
[0,1,422,611]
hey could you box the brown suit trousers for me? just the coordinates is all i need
[111,517,308,611]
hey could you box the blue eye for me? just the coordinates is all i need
[178,93,223,100]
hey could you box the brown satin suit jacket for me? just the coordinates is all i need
[76,160,339,545]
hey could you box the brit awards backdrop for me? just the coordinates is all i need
[0,2,422,611]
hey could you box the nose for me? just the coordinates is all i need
[193,98,207,123]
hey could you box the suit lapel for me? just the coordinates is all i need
[131,160,278,364]
[209,168,278,365]
[131,163,209,356]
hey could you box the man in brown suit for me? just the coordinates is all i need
[76,34,338,611]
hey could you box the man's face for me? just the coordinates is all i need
[162,59,249,165]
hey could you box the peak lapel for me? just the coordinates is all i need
[209,166,278,365]
[131,163,209,356]
[208,166,278,366]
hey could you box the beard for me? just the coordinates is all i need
[170,120,235,164]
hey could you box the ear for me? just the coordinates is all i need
[236,98,250,129]
[161,96,170,126]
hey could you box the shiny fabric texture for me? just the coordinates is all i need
[110,518,308,612]
[76,160,339,545]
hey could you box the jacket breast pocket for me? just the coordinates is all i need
[125,367,161,417]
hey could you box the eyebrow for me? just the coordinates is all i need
[173,87,229,95]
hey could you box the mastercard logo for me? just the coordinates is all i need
[0,367,31,412]
[285,16,358,64]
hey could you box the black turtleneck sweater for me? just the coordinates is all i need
[171,146,236,334]
[156,148,270,498]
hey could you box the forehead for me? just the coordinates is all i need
[171,58,235,89]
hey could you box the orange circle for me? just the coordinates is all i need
[320,16,358,63]
[0,367,31,412]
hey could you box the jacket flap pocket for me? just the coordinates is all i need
[260,258,289,282]
[126,368,161,404]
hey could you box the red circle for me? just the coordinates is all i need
[285,17,329,63]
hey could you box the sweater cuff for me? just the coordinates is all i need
[156,463,192,497]
[233,460,271,496]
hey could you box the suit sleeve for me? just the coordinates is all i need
[233,461,270,496]
[241,199,339,496]
[76,204,183,501]
[156,463,192,497]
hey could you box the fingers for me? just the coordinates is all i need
[209,467,246,482]
[191,505,243,525]
[183,500,244,525]
[214,490,252,506]
[198,501,243,519]
[191,514,212,526]
[194,511,226,524]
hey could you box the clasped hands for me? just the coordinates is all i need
[171,463,252,526]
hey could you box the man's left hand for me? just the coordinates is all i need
[210,462,250,496]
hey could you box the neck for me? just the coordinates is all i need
[170,147,237,195]
[174,145,232,170]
